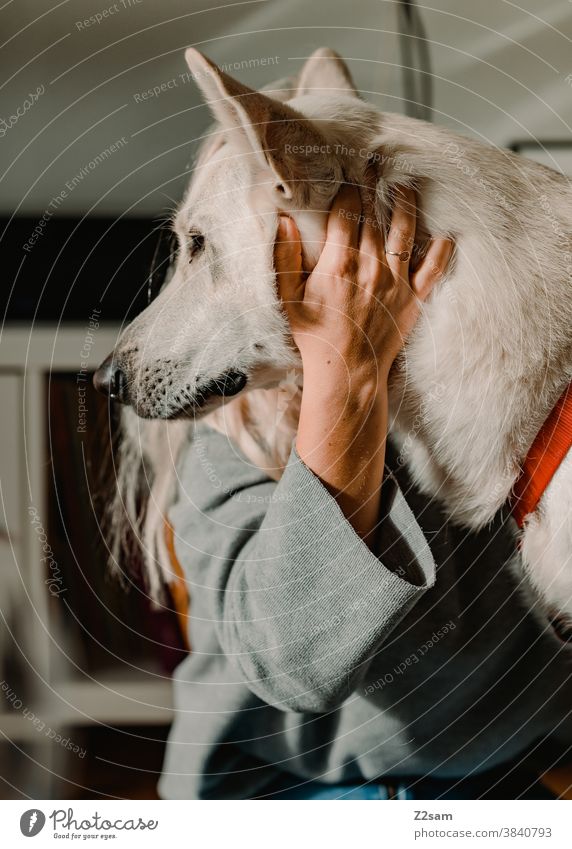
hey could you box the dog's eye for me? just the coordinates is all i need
[188,232,205,261]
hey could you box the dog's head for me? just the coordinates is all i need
[94,48,379,418]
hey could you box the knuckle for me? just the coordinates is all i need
[360,259,383,289]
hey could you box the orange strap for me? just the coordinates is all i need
[540,764,572,799]
[164,520,191,653]
[511,383,572,528]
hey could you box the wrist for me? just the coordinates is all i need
[300,367,388,425]
[301,353,389,407]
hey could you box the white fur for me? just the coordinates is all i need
[101,48,572,631]
[520,449,572,627]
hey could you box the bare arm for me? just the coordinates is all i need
[275,184,452,546]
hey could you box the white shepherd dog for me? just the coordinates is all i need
[94,48,572,637]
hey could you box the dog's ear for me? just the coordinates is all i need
[295,47,359,99]
[185,48,335,201]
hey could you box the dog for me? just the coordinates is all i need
[94,47,572,636]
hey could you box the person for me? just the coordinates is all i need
[158,185,572,800]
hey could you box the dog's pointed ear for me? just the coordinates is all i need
[295,47,359,98]
[185,48,332,200]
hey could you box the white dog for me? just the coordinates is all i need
[94,48,572,636]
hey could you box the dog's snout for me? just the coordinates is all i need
[93,354,128,403]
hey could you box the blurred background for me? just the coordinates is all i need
[0,0,571,799]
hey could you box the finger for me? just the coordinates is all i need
[359,172,386,272]
[358,219,388,286]
[410,238,454,301]
[321,183,362,261]
[274,216,303,303]
[385,187,416,280]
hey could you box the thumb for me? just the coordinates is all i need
[274,215,303,303]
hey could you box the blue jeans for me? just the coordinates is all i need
[261,773,556,800]
[266,781,410,800]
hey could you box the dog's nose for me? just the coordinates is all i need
[93,354,128,403]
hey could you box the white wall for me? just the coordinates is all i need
[1,0,570,216]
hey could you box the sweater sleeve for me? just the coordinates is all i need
[169,424,436,713]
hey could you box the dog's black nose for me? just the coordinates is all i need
[93,354,128,403]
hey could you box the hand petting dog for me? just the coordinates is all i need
[274,183,453,545]
[275,183,453,381]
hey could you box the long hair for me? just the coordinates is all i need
[107,383,301,600]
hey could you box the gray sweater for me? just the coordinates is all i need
[158,425,572,800]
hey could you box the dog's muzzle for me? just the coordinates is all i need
[93,355,248,418]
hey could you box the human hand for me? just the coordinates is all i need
[274,183,453,390]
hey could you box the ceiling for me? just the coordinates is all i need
[2,0,571,216]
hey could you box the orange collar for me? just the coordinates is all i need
[511,383,572,528]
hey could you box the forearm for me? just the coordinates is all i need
[296,354,390,546]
